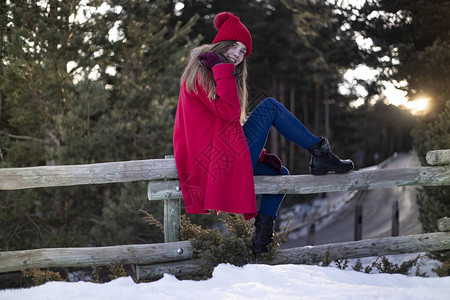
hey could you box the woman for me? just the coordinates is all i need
[173,12,353,254]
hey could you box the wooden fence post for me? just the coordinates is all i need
[426,149,450,165]
[306,211,316,246]
[354,192,363,241]
[164,155,180,243]
[392,198,399,236]
[438,217,450,232]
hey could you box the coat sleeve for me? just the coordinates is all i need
[195,64,241,122]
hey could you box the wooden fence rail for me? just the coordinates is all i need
[0,241,192,273]
[438,217,450,232]
[1,149,449,192]
[426,149,450,165]
[1,220,448,278]
[148,166,450,200]
[136,231,450,280]
[0,159,178,190]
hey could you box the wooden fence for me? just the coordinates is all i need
[1,219,449,280]
[1,149,450,280]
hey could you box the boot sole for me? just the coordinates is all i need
[310,167,353,176]
[251,245,268,254]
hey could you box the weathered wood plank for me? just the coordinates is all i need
[162,156,181,242]
[164,198,181,242]
[135,258,209,281]
[267,232,450,266]
[438,217,450,232]
[2,231,448,277]
[2,149,448,191]
[148,166,450,200]
[426,149,450,166]
[0,241,192,273]
[136,232,450,280]
[0,159,178,190]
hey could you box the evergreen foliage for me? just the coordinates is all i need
[345,0,450,262]
[107,265,127,281]
[0,0,199,250]
[350,101,415,168]
[321,246,332,267]
[412,102,450,262]
[372,255,426,276]
[180,214,289,278]
[22,268,66,287]
[334,255,427,277]
[434,258,450,277]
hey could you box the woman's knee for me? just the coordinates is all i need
[261,97,278,106]
[281,166,290,175]
[259,97,287,114]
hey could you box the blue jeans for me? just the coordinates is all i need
[243,97,320,218]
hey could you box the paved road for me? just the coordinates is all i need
[282,151,423,248]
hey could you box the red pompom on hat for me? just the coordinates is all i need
[212,12,252,57]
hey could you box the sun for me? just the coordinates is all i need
[382,82,430,115]
[403,97,430,115]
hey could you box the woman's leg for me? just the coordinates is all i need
[251,162,289,254]
[243,97,353,175]
[254,162,290,218]
[243,97,320,168]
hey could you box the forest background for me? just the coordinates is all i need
[0,0,448,254]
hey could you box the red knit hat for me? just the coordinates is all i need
[212,12,252,57]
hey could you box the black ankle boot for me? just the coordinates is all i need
[252,213,274,254]
[308,137,354,175]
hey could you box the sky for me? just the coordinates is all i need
[1,262,449,300]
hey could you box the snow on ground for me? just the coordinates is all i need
[1,263,449,300]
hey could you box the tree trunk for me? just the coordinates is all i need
[324,86,330,139]
[270,76,279,155]
[302,89,309,128]
[279,81,287,164]
[289,86,296,172]
[314,79,320,134]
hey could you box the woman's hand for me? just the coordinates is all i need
[263,153,283,174]
[198,52,224,69]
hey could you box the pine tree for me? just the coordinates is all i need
[0,0,100,250]
[0,1,200,250]
[84,0,200,245]
[345,1,449,257]
[412,101,450,233]
[89,0,200,161]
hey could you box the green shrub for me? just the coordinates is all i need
[108,265,127,280]
[22,269,65,286]
[434,258,450,277]
[333,255,427,276]
[180,213,290,278]
[372,255,426,276]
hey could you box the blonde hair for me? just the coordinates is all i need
[180,41,248,123]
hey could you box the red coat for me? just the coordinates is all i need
[173,63,257,220]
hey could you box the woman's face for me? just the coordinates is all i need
[224,41,247,67]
